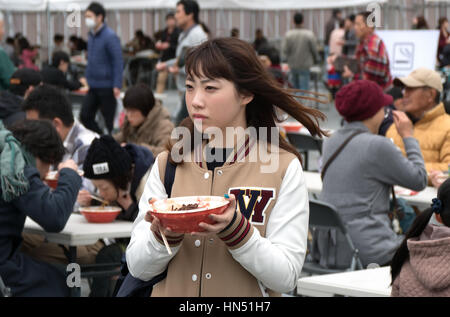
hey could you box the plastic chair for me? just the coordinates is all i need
[302,199,363,276]
[286,133,323,171]
[0,275,12,297]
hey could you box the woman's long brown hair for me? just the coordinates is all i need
[167,37,328,165]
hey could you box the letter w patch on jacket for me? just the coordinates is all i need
[228,187,275,225]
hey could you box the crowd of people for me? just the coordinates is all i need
[0,0,449,298]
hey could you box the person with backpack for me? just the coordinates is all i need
[390,178,450,296]
[125,37,328,297]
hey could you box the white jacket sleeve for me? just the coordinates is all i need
[228,158,309,293]
[126,157,182,281]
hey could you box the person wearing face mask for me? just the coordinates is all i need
[80,2,123,135]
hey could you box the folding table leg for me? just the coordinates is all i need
[59,244,81,297]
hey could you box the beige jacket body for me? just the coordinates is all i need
[126,138,309,297]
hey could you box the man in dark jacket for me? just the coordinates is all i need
[41,51,86,91]
[0,68,41,128]
[0,120,81,297]
[80,2,123,135]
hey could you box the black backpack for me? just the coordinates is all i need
[114,160,176,297]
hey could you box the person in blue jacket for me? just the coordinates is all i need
[80,2,123,135]
[0,120,81,297]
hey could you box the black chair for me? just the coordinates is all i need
[0,275,12,297]
[286,133,323,171]
[302,199,363,276]
[124,57,157,87]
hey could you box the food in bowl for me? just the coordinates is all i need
[281,122,303,132]
[79,206,121,223]
[45,170,84,189]
[148,196,230,233]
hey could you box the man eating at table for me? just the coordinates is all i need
[0,120,81,296]
[20,84,103,266]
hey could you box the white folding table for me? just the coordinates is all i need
[24,213,133,247]
[297,266,392,297]
[303,171,437,210]
[24,214,134,296]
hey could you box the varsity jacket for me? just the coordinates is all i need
[126,138,309,296]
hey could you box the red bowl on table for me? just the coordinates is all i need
[45,170,84,189]
[281,122,303,133]
[148,196,230,233]
[79,206,122,223]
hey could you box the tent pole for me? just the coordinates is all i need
[47,1,51,65]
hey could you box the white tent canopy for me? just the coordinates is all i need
[0,0,387,12]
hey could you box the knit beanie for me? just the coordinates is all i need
[335,80,393,122]
[83,135,132,179]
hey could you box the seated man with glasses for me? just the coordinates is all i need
[385,68,450,186]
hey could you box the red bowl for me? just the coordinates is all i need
[281,122,303,132]
[79,206,121,223]
[45,170,84,189]
[149,196,230,233]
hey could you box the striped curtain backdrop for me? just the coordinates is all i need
[3,0,450,63]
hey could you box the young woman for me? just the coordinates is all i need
[0,120,81,296]
[391,178,450,296]
[126,37,327,297]
[114,83,174,156]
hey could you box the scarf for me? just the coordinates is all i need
[0,121,34,202]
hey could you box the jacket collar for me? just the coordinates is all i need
[193,129,257,169]
[89,23,106,37]
[415,102,446,125]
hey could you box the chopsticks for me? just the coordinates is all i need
[159,228,173,255]
[148,197,172,255]
[90,194,109,205]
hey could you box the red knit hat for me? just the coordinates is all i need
[335,80,393,122]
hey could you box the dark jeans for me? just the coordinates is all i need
[80,88,117,135]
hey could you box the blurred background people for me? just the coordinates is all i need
[0,12,16,91]
[41,51,87,91]
[155,12,180,94]
[80,2,123,135]
[282,12,319,92]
